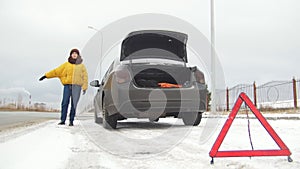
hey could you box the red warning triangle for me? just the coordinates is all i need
[209,92,291,160]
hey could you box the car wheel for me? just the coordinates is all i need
[102,104,117,129]
[149,118,159,122]
[182,112,202,126]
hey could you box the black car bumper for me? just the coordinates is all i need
[105,82,207,118]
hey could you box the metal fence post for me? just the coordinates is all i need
[253,82,257,107]
[226,87,229,111]
[293,77,297,109]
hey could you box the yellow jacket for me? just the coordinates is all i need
[45,62,88,90]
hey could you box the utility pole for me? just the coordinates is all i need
[88,26,99,32]
[211,0,216,113]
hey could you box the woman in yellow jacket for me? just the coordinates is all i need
[39,49,88,126]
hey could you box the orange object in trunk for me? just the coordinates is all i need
[158,83,182,88]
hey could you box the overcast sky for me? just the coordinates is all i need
[0,0,299,108]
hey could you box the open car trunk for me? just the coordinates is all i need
[131,65,192,88]
[121,30,188,63]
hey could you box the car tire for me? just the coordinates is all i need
[149,118,159,122]
[182,112,202,126]
[102,103,117,129]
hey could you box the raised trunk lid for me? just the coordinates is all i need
[121,30,188,62]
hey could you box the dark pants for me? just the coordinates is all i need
[61,84,81,123]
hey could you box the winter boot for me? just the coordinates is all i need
[58,121,65,125]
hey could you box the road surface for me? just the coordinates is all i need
[0,111,59,131]
[0,112,299,169]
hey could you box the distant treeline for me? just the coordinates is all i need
[0,105,59,112]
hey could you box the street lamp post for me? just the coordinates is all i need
[87,25,104,85]
[88,26,99,32]
[211,0,216,113]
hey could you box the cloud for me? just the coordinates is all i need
[0,0,299,108]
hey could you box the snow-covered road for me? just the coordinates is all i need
[0,113,299,169]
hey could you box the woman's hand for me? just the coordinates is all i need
[83,90,86,95]
[39,75,46,81]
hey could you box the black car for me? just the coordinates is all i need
[90,30,207,129]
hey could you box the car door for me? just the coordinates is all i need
[97,61,115,117]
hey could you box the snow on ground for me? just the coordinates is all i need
[0,113,300,169]
[0,121,74,169]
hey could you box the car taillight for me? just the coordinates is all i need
[194,70,205,84]
[115,68,131,84]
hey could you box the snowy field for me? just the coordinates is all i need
[0,113,299,169]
